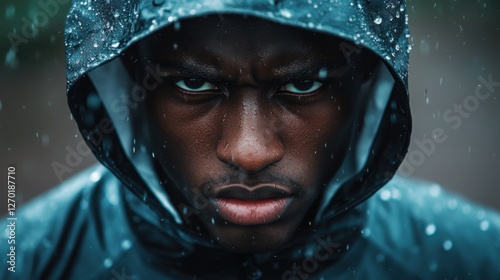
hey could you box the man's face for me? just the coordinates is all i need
[129,15,370,253]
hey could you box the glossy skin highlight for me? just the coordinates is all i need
[124,15,374,253]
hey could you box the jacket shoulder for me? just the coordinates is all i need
[363,176,500,279]
[0,164,129,279]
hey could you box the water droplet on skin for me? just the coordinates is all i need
[318,68,328,79]
[442,240,453,251]
[425,224,436,236]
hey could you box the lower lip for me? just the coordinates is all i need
[214,198,290,225]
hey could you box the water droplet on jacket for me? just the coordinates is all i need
[121,239,132,250]
[279,9,292,18]
[103,258,113,268]
[480,220,490,231]
[380,189,391,201]
[90,171,101,183]
[425,224,436,236]
[211,217,215,225]
[111,42,120,48]
[374,16,382,25]
[429,185,440,197]
[442,240,453,251]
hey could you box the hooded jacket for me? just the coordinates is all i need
[2,0,500,279]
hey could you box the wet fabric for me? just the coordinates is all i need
[1,0,500,279]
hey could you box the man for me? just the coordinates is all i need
[2,0,499,279]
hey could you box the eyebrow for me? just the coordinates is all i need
[271,59,351,82]
[155,57,224,81]
[154,56,353,83]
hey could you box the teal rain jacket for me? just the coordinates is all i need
[2,0,500,279]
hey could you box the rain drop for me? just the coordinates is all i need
[425,224,436,236]
[442,240,453,251]
[90,171,101,182]
[103,258,113,268]
[480,220,490,231]
[121,239,132,250]
[174,21,181,31]
[318,67,328,79]
[5,4,15,19]
[379,189,391,201]
[4,48,19,68]
[279,9,292,18]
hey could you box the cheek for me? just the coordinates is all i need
[146,95,221,184]
[281,100,350,185]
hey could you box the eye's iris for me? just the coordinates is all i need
[175,78,216,92]
[184,78,205,89]
[282,80,323,94]
[292,80,314,91]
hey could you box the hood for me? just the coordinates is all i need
[65,0,411,238]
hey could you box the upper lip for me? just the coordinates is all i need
[210,184,295,201]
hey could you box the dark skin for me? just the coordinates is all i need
[124,15,376,253]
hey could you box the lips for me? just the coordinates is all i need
[210,184,295,225]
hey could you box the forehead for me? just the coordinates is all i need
[136,14,349,66]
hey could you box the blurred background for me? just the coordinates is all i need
[1,0,499,214]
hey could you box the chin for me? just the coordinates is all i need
[207,222,296,254]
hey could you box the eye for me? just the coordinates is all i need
[280,80,323,94]
[175,78,218,92]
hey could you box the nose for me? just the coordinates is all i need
[216,93,285,173]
